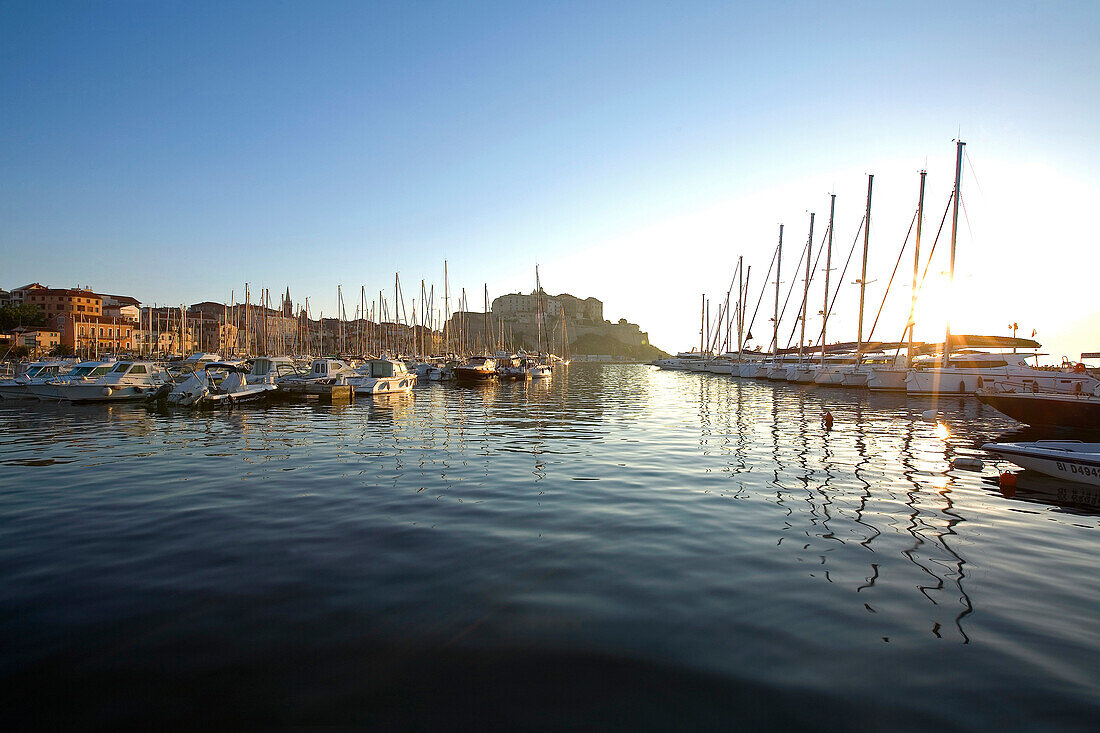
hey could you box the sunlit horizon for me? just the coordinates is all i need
[3,2,1097,362]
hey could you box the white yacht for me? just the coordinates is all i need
[784,359,821,384]
[813,355,860,386]
[655,353,705,371]
[59,360,171,402]
[345,359,415,395]
[906,351,1099,397]
[0,362,71,400]
[30,359,117,399]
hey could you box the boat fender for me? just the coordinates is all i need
[823,411,833,430]
[1074,362,1087,373]
[921,409,938,422]
[102,387,113,396]
[999,472,1017,498]
[951,457,984,472]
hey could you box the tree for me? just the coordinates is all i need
[0,304,46,331]
[4,345,29,360]
[50,343,74,357]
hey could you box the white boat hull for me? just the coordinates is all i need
[350,375,415,395]
[814,367,847,386]
[983,441,1100,487]
[866,367,908,392]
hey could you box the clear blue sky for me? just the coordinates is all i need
[3,1,1098,356]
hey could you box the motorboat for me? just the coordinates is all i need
[345,359,416,395]
[703,354,739,374]
[0,361,72,400]
[247,356,303,383]
[654,353,705,370]
[526,357,552,379]
[168,352,222,376]
[982,441,1100,487]
[29,359,117,399]
[163,362,278,407]
[283,357,355,385]
[58,360,171,402]
[498,356,531,380]
[976,383,1100,429]
[454,356,498,383]
[906,350,1099,397]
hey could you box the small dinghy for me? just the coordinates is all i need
[982,441,1100,487]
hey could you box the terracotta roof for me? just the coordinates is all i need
[30,287,103,299]
[103,294,140,306]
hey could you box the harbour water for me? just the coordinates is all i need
[2,364,1098,729]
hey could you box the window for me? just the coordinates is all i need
[129,365,147,375]
[107,328,113,338]
[77,305,85,312]
[99,327,104,337]
[79,327,85,337]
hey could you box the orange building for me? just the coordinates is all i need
[23,286,140,355]
[24,287,103,319]
[57,314,137,354]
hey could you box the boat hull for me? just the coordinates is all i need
[0,384,36,400]
[983,442,1100,487]
[866,368,908,392]
[351,376,415,395]
[976,392,1100,429]
[60,384,159,403]
[454,368,496,383]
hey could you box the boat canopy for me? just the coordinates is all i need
[946,334,1040,350]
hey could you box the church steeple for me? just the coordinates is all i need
[282,287,292,317]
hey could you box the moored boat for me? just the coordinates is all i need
[346,359,416,395]
[58,360,171,402]
[0,361,72,400]
[976,385,1100,429]
[983,441,1100,487]
[164,362,278,407]
[454,356,497,383]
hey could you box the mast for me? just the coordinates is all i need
[536,265,544,355]
[944,140,964,367]
[740,266,750,355]
[856,175,873,359]
[484,284,492,354]
[908,170,927,367]
[772,224,783,361]
[736,256,744,353]
[700,294,705,354]
[799,212,815,362]
[820,194,835,364]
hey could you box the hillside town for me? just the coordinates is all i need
[0,282,661,362]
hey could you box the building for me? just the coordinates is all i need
[9,283,46,306]
[5,326,62,357]
[24,287,103,321]
[102,294,141,321]
[57,315,137,354]
[447,290,650,353]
